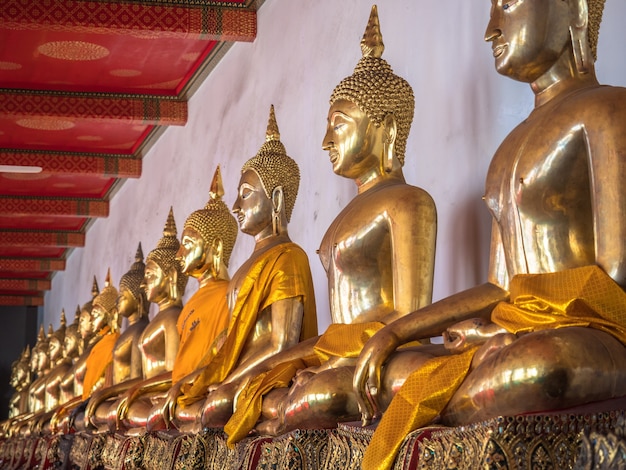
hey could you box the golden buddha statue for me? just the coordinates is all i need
[224,6,437,443]
[165,105,318,431]
[110,209,188,431]
[351,1,626,468]
[27,309,83,434]
[28,325,52,414]
[59,277,99,403]
[43,310,70,412]
[81,269,120,400]
[51,273,119,433]
[111,167,238,433]
[8,346,31,418]
[84,243,150,431]
[56,306,84,406]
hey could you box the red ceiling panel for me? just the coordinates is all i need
[0,0,257,305]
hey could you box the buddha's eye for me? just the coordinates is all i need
[334,123,345,132]
[503,0,521,11]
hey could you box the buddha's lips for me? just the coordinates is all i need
[493,44,507,58]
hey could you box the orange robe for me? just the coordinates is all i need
[178,242,317,406]
[82,327,120,400]
[171,279,230,384]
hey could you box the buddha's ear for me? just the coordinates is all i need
[382,113,398,173]
[569,0,590,74]
[271,186,285,235]
[271,186,284,214]
[211,237,223,278]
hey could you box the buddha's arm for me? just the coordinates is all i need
[223,298,304,385]
[50,395,83,432]
[586,114,626,288]
[353,236,509,426]
[387,194,437,323]
[115,371,173,423]
[84,376,143,425]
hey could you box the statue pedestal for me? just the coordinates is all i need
[5,407,626,469]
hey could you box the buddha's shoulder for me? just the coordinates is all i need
[564,84,626,114]
[367,182,435,211]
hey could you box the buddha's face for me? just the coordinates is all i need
[48,337,62,362]
[91,304,109,334]
[485,0,571,82]
[143,259,169,303]
[63,331,79,358]
[117,287,138,318]
[322,99,382,179]
[79,309,91,340]
[37,346,49,372]
[233,170,273,237]
[177,227,208,276]
[29,349,38,373]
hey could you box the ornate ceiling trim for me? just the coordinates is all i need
[0,150,142,178]
[0,90,188,126]
[0,231,85,249]
[0,197,109,218]
[0,258,66,272]
[0,295,44,306]
[1,0,256,42]
[0,279,51,291]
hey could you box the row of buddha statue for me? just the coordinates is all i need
[4,1,626,468]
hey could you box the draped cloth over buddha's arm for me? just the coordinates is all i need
[178,242,317,407]
[172,279,230,384]
[363,265,626,470]
[82,327,120,400]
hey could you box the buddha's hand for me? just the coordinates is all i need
[50,407,65,433]
[443,318,500,353]
[353,328,402,426]
[115,388,137,429]
[162,381,184,429]
[84,390,104,425]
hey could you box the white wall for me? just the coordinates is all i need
[44,0,626,333]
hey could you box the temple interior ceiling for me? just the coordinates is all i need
[0,0,257,307]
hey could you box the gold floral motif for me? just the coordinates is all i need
[37,41,110,61]
[0,61,22,70]
[16,118,75,131]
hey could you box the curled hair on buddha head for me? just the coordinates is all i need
[81,275,99,316]
[184,166,238,267]
[93,269,119,319]
[586,0,605,61]
[50,309,67,345]
[65,306,81,341]
[330,5,415,165]
[147,207,188,296]
[119,242,149,316]
[241,105,300,222]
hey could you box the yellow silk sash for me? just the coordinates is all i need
[364,265,626,470]
[82,327,120,400]
[178,242,317,407]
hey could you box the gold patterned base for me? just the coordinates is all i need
[4,409,626,469]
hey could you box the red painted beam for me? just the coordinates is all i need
[0,196,108,218]
[0,279,51,291]
[0,258,65,272]
[0,151,141,178]
[0,0,256,42]
[0,91,187,126]
[0,295,44,306]
[0,231,85,248]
